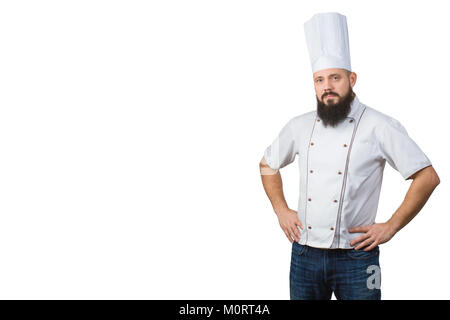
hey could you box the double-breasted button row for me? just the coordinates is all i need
[307,198,338,203]
[316,118,353,123]
[306,226,335,231]
[316,118,353,122]
[309,170,342,174]
[310,142,348,147]
[307,226,335,231]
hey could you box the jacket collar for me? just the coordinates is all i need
[347,94,365,120]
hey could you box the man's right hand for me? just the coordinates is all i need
[276,208,303,243]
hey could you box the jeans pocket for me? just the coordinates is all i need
[292,241,308,257]
[345,246,379,260]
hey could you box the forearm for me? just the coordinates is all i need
[260,172,289,214]
[260,157,289,214]
[387,170,440,233]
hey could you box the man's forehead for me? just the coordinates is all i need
[313,68,347,78]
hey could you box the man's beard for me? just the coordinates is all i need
[316,88,355,128]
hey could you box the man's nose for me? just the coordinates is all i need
[323,79,333,90]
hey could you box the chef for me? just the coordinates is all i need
[259,12,440,300]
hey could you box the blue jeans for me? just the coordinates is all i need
[290,241,381,300]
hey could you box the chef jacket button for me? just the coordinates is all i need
[330,227,334,230]
[317,119,320,122]
[338,171,342,175]
[308,198,311,201]
[311,142,314,146]
[343,144,347,147]
[333,199,338,203]
[308,226,312,229]
[349,119,354,123]
[310,170,313,173]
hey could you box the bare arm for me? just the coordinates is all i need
[259,156,288,213]
[388,165,440,232]
[349,165,440,250]
[260,156,302,243]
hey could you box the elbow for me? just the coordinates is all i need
[425,166,440,187]
[431,167,441,186]
[434,174,441,187]
[429,171,440,190]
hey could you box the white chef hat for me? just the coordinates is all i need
[304,12,352,73]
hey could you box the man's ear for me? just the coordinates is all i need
[350,72,357,87]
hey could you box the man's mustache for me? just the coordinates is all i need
[323,93,339,99]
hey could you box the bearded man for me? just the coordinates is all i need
[259,12,440,300]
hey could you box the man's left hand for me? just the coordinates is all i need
[348,222,397,251]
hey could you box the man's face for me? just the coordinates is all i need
[313,68,357,127]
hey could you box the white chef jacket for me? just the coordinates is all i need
[263,95,432,249]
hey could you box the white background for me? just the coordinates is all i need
[0,0,448,299]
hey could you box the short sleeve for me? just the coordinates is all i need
[378,118,432,180]
[263,119,297,170]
